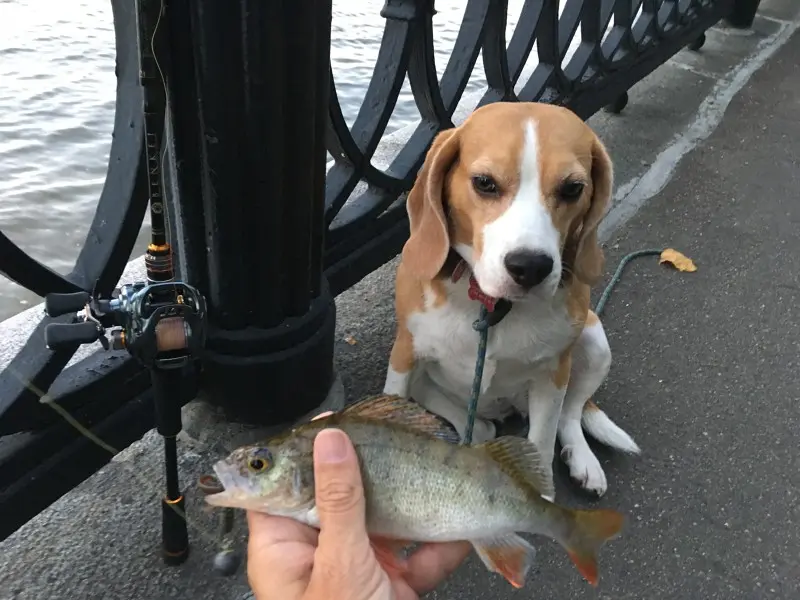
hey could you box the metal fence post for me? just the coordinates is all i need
[726,0,761,28]
[169,0,336,424]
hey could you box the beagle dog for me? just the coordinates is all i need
[382,102,640,497]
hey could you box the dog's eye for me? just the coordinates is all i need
[557,180,585,202]
[471,175,500,197]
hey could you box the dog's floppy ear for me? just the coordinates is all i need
[572,132,613,286]
[402,127,460,281]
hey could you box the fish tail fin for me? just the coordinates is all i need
[471,533,537,589]
[559,508,624,586]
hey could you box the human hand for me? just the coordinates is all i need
[245,418,470,600]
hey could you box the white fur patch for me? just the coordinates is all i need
[473,120,561,300]
[526,368,566,449]
[560,435,608,496]
[581,407,641,454]
[454,242,475,267]
[383,365,410,397]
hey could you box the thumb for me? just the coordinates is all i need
[309,429,385,599]
[313,428,369,545]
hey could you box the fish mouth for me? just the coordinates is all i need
[212,458,241,488]
[204,489,237,508]
[203,460,246,509]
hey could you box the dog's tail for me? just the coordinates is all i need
[581,400,640,454]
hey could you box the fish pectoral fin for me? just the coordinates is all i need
[476,436,556,501]
[471,533,537,589]
[369,536,411,580]
[341,395,461,444]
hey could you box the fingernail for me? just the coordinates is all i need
[315,428,349,464]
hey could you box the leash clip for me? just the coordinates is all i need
[474,298,513,330]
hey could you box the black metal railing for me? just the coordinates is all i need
[0,0,761,541]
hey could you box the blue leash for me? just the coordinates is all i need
[593,249,663,317]
[461,248,664,446]
[463,304,491,446]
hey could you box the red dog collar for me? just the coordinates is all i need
[451,259,499,312]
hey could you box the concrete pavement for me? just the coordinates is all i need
[1,1,799,599]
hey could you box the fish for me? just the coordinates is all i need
[205,394,625,588]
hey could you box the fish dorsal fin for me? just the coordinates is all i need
[340,395,461,444]
[477,436,555,502]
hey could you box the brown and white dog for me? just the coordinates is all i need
[383,102,640,498]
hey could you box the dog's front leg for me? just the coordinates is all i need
[383,326,414,397]
[526,352,571,501]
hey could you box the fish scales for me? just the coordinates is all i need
[341,420,535,541]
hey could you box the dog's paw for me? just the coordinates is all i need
[467,418,497,444]
[560,444,607,497]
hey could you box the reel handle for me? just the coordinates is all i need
[44,321,103,350]
[44,291,90,317]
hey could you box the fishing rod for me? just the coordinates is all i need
[42,0,206,566]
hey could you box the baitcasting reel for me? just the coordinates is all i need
[43,281,206,369]
[44,280,207,566]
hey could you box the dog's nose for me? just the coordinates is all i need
[503,251,554,289]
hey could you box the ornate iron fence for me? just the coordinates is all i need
[0,0,760,541]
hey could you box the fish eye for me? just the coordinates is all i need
[248,458,267,472]
[247,449,272,473]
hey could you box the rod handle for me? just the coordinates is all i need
[162,494,189,566]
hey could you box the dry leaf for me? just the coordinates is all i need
[659,248,697,272]
[344,335,358,346]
